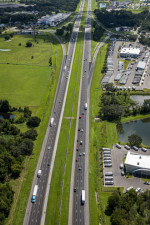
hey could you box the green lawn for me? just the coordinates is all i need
[1,33,63,225]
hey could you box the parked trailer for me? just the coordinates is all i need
[104,157,111,160]
[116,143,121,149]
[104,163,112,167]
[50,117,54,127]
[103,151,111,154]
[81,190,85,205]
[105,172,113,176]
[105,181,114,185]
[102,148,111,151]
[105,176,113,181]
[103,154,111,157]
[104,160,112,163]
[32,185,38,203]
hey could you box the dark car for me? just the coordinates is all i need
[74,187,77,192]
[79,115,82,119]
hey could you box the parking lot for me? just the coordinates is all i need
[103,145,150,192]
[103,40,150,90]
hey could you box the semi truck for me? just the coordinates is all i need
[50,117,54,127]
[81,190,85,205]
[32,185,38,203]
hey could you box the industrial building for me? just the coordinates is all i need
[125,151,150,176]
[120,47,140,58]
[37,13,72,27]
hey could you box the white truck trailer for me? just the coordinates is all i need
[31,185,38,203]
[81,190,85,205]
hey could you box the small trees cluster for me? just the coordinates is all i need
[128,134,142,147]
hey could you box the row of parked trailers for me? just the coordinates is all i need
[103,148,112,167]
[103,148,114,185]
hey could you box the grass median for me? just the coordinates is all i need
[0,33,63,225]
[45,30,85,225]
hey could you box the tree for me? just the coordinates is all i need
[11,163,22,178]
[18,138,34,155]
[4,35,10,41]
[24,107,32,118]
[27,116,41,128]
[101,104,124,121]
[104,83,116,92]
[49,57,52,66]
[26,42,32,47]
[128,134,142,147]
[56,28,64,36]
[0,100,10,113]
[22,129,38,140]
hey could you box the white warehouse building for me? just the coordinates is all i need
[125,151,150,176]
[120,47,140,58]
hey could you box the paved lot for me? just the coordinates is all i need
[109,41,150,90]
[104,145,150,192]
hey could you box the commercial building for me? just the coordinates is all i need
[120,47,140,58]
[125,151,150,176]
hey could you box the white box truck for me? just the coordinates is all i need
[50,117,54,127]
[32,185,38,203]
[84,103,87,110]
[37,170,41,178]
[81,190,85,205]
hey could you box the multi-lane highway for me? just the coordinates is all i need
[23,1,85,224]
[72,0,91,224]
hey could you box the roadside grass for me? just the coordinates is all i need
[121,113,150,123]
[89,42,119,225]
[45,31,84,225]
[2,34,63,225]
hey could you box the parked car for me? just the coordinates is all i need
[121,170,125,176]
[120,163,123,169]
[136,187,141,193]
[141,147,147,152]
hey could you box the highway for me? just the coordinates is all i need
[72,0,91,224]
[23,0,86,224]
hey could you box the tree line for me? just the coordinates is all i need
[106,188,150,225]
[99,84,150,121]
[0,100,41,224]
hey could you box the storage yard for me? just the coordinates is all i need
[102,40,150,90]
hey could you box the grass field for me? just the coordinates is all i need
[0,33,63,225]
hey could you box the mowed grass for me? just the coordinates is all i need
[89,42,118,225]
[0,34,60,108]
[45,30,85,225]
[1,33,63,225]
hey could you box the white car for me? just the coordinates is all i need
[136,187,141,193]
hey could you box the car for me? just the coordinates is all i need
[80,141,83,145]
[78,167,81,170]
[76,148,79,151]
[121,170,125,176]
[82,152,85,155]
[116,143,121,149]
[74,187,77,192]
[126,186,133,192]
[79,115,82,119]
[136,187,141,193]
[141,147,147,152]
[144,181,150,185]
[124,145,130,150]
[78,128,80,131]
[48,146,51,150]
[79,153,82,156]
[120,163,123,169]
[82,112,84,115]
[48,163,50,166]
[81,128,84,132]
[133,146,138,151]
[76,158,78,162]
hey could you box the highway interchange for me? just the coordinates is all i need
[23,0,109,224]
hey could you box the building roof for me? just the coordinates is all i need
[137,61,146,70]
[125,151,150,170]
[120,47,140,55]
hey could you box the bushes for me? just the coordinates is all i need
[27,116,41,128]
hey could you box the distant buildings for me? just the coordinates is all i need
[37,13,72,27]
[120,47,140,58]
[125,151,150,176]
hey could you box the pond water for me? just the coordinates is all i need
[0,49,11,51]
[117,118,150,146]
[130,95,150,106]
[0,114,15,120]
